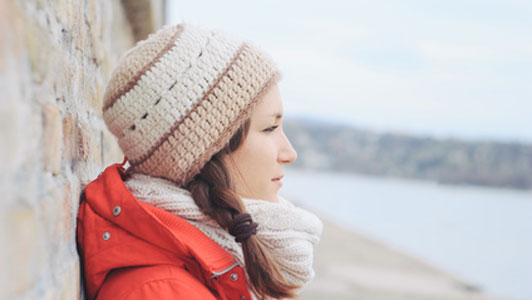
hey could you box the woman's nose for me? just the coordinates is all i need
[279,131,298,164]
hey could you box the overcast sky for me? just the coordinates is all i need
[166,0,532,143]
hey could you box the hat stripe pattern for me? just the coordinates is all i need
[102,23,281,186]
[103,24,205,138]
[102,26,184,113]
[111,27,239,162]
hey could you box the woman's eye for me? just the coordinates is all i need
[264,125,279,132]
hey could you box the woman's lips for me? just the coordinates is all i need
[272,176,283,186]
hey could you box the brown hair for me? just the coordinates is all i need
[185,118,297,299]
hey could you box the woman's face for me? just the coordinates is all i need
[222,84,298,202]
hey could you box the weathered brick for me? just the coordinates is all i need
[42,104,62,175]
[25,18,51,84]
[62,182,74,242]
[62,112,79,165]
[88,76,105,116]
[78,122,101,165]
[8,207,40,294]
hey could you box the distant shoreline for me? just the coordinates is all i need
[284,117,532,191]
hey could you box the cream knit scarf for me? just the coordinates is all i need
[124,173,323,299]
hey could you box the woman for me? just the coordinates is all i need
[77,23,323,300]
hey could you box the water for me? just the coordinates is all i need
[280,168,532,300]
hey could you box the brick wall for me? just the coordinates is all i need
[0,1,164,299]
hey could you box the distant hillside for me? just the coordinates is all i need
[283,117,532,190]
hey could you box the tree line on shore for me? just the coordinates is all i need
[284,117,532,190]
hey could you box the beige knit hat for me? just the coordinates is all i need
[102,23,282,187]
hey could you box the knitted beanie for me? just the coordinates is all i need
[102,23,282,187]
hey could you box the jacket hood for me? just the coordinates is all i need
[76,160,241,299]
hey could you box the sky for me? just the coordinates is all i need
[166,0,532,144]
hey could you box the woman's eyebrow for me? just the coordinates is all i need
[269,113,283,120]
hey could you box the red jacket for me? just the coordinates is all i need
[76,160,252,300]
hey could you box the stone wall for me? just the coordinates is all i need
[0,1,164,299]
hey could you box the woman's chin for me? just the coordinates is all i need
[267,193,280,203]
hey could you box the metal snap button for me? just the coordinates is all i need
[102,232,111,240]
[240,295,246,299]
[112,206,121,216]
[230,272,238,281]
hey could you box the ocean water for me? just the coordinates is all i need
[280,167,532,300]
